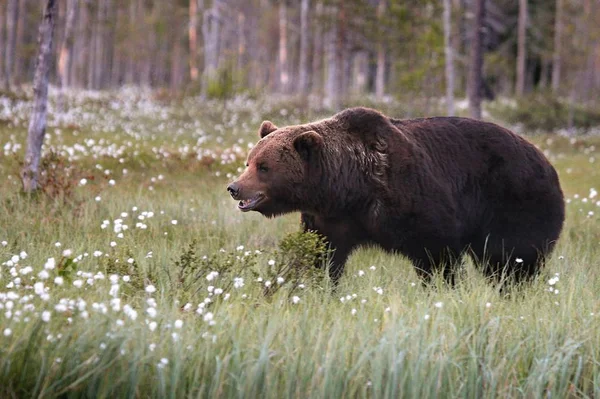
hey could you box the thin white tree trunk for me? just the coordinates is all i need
[324,5,340,110]
[202,0,221,97]
[4,0,18,90]
[468,0,485,119]
[443,0,455,115]
[278,0,289,93]
[21,0,58,193]
[58,0,79,110]
[189,0,199,81]
[311,2,323,95]
[375,0,386,101]
[298,0,310,95]
[0,2,5,88]
[516,0,527,96]
[551,0,563,92]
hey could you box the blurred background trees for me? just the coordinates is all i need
[0,0,598,116]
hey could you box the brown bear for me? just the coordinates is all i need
[227,107,565,286]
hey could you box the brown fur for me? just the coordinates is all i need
[227,107,565,286]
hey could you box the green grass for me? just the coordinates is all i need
[0,91,599,398]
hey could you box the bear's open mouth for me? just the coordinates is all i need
[238,194,265,212]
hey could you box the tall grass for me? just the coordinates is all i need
[0,91,599,398]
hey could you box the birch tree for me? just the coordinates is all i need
[551,0,563,92]
[375,0,386,101]
[298,0,310,95]
[21,0,58,193]
[58,0,79,110]
[468,0,485,119]
[443,0,455,115]
[0,2,5,88]
[189,0,200,82]
[202,0,222,97]
[4,0,19,90]
[516,0,527,96]
[278,0,290,93]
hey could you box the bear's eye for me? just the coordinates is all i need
[257,163,269,173]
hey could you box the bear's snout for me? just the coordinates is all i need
[227,182,241,199]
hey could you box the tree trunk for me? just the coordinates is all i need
[0,2,5,88]
[189,0,199,81]
[278,0,289,93]
[237,12,246,88]
[298,0,310,95]
[443,0,455,115]
[516,0,527,96]
[311,1,323,96]
[202,0,221,97]
[58,0,79,110]
[14,0,27,85]
[324,5,342,110]
[21,0,57,193]
[468,0,485,119]
[551,0,563,92]
[4,0,19,90]
[375,0,386,101]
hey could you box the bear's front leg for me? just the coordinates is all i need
[301,213,362,286]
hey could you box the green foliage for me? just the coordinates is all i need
[262,231,329,298]
[488,93,600,132]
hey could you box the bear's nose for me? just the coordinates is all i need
[227,183,240,199]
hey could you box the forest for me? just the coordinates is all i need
[1,0,599,121]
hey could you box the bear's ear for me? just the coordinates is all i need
[293,131,323,161]
[258,121,278,138]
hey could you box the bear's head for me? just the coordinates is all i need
[227,120,324,217]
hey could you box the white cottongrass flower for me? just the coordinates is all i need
[203,312,214,322]
[41,311,51,322]
[174,319,183,329]
[44,257,56,270]
[62,249,72,257]
[3,328,12,337]
[54,276,64,286]
[369,265,376,271]
[148,321,158,332]
[351,308,357,315]
[145,285,157,294]
[233,277,244,288]
[276,277,285,285]
[73,280,83,288]
[292,296,300,304]
[515,258,523,263]
[434,301,444,308]
[358,270,365,277]
[79,178,87,186]
[264,280,272,288]
[424,314,431,320]
[171,220,178,225]
[268,259,276,266]
[146,307,157,318]
[206,271,219,281]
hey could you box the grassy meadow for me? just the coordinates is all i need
[0,90,599,398]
